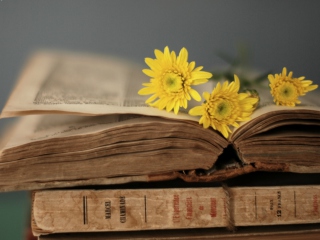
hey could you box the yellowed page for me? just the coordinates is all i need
[230,87,320,141]
[0,50,209,121]
[0,113,217,153]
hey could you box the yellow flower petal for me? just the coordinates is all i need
[203,92,211,101]
[182,98,187,109]
[146,94,158,103]
[203,117,211,129]
[166,100,175,112]
[177,47,188,65]
[142,69,155,78]
[190,71,212,81]
[163,46,171,63]
[307,85,318,91]
[282,67,287,76]
[189,106,204,116]
[145,58,160,71]
[188,61,195,72]
[154,49,164,60]
[158,99,167,110]
[193,66,203,71]
[232,75,240,92]
[138,87,154,95]
[189,88,201,101]
[218,125,229,139]
[192,78,208,85]
[174,101,180,115]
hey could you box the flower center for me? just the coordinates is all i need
[278,82,298,101]
[209,99,233,120]
[163,72,183,93]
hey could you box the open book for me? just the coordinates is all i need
[0,50,319,192]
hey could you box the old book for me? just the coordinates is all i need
[0,50,319,192]
[36,225,320,240]
[31,184,320,236]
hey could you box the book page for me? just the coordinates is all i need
[0,50,209,121]
[0,113,227,190]
[230,87,320,140]
[0,113,226,164]
[0,114,209,152]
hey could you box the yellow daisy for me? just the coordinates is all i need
[189,75,258,138]
[138,46,212,114]
[268,67,318,106]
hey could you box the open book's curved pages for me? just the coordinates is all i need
[0,50,319,192]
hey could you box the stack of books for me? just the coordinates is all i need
[0,50,320,239]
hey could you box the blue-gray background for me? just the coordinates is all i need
[1,1,320,239]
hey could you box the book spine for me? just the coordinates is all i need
[32,186,320,235]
